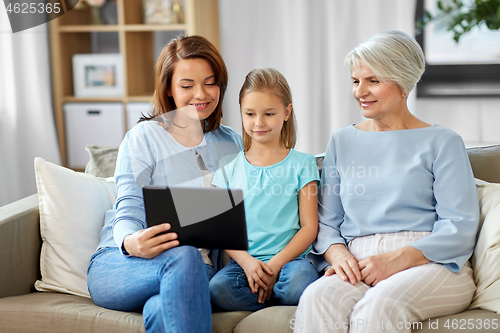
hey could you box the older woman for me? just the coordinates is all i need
[294,30,479,333]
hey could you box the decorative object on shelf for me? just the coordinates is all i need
[68,0,88,10]
[143,0,185,25]
[100,0,118,25]
[72,54,124,98]
[82,0,107,25]
[417,0,500,42]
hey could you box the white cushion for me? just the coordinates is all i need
[34,157,116,298]
[469,179,500,313]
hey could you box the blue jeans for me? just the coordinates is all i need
[87,246,213,333]
[209,257,318,311]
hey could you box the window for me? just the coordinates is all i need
[415,0,500,97]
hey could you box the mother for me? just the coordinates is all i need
[295,30,479,333]
[86,35,243,333]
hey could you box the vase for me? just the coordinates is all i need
[90,6,104,25]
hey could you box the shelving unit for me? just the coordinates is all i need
[49,0,220,167]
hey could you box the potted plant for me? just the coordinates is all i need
[417,0,500,42]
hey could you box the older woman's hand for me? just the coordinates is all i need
[324,244,362,285]
[359,246,430,286]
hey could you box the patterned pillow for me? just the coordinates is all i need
[84,145,119,178]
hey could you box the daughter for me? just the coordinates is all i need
[210,68,319,311]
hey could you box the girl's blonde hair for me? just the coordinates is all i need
[239,68,296,151]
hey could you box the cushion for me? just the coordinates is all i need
[84,145,119,178]
[212,311,252,333]
[34,157,117,297]
[467,145,500,184]
[234,306,295,333]
[468,179,500,313]
[0,293,145,333]
[315,154,324,177]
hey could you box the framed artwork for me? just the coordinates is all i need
[416,0,500,97]
[72,54,124,97]
[143,0,184,25]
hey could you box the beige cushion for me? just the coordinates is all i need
[212,311,252,333]
[235,306,295,333]
[0,293,144,333]
[0,194,41,299]
[469,179,500,313]
[467,145,500,184]
[413,309,500,332]
[34,157,117,297]
[85,145,119,178]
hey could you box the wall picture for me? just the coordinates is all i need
[72,54,124,97]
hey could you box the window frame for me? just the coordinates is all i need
[415,0,500,97]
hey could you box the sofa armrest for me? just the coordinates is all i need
[0,194,41,298]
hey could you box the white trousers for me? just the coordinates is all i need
[294,231,475,333]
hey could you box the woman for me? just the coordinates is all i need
[294,30,479,333]
[87,35,243,333]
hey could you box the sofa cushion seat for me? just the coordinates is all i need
[0,292,144,333]
[1,293,499,333]
[231,305,500,333]
[234,306,295,332]
[212,311,252,333]
[0,292,254,333]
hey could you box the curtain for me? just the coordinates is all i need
[0,7,61,206]
[219,0,417,155]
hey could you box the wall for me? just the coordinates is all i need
[218,0,499,153]
[414,97,500,148]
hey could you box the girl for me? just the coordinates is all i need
[86,35,243,333]
[209,68,319,311]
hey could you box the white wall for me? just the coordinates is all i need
[414,98,500,148]
[218,0,418,155]
[218,1,499,153]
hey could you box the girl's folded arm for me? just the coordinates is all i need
[267,181,319,273]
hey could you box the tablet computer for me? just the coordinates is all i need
[143,186,248,250]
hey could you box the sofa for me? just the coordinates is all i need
[1,144,500,333]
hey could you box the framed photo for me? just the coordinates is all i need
[72,54,124,98]
[143,0,184,25]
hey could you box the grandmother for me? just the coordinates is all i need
[294,30,479,333]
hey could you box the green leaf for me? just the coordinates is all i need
[497,4,500,21]
[437,1,443,10]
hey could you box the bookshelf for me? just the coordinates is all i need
[49,0,220,167]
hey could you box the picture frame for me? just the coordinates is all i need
[143,0,184,25]
[72,54,124,98]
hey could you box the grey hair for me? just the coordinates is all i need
[345,30,425,94]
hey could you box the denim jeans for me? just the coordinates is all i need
[87,246,213,333]
[209,257,318,311]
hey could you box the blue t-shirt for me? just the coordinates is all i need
[212,149,320,262]
[308,125,479,272]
